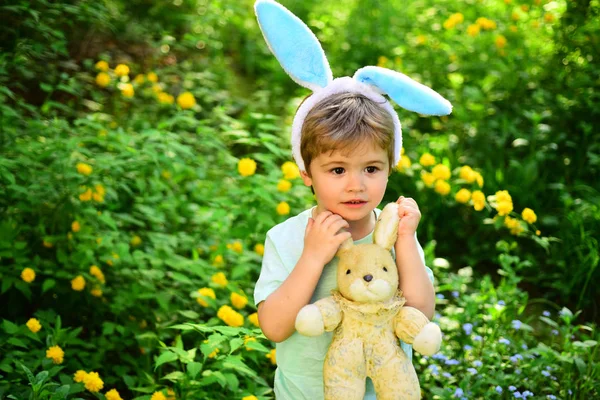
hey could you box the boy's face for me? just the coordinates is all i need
[300,143,389,222]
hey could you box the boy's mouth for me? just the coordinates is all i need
[343,200,367,205]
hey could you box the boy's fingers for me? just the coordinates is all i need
[314,211,333,224]
[329,219,350,234]
[336,231,353,244]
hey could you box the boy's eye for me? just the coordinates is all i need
[366,166,379,173]
[331,167,345,175]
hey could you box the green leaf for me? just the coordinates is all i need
[160,371,185,381]
[229,338,244,354]
[221,355,257,378]
[2,319,20,334]
[42,279,56,294]
[213,326,243,336]
[1,278,13,294]
[154,352,179,369]
[19,363,36,384]
[574,357,586,374]
[538,316,559,328]
[186,362,203,379]
[35,371,49,385]
[177,310,199,319]
[49,385,70,400]
[8,337,28,348]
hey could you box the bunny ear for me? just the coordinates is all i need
[373,203,400,251]
[255,0,333,91]
[354,66,452,116]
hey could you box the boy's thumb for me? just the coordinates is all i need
[305,218,314,234]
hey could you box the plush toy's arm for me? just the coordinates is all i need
[295,296,341,337]
[394,306,442,356]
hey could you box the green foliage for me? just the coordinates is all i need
[0,0,599,398]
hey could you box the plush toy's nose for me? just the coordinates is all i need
[363,274,373,282]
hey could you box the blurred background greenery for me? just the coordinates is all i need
[1,0,599,398]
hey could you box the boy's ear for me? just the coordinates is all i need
[300,170,312,187]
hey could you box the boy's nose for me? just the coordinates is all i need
[363,274,373,282]
[347,173,366,192]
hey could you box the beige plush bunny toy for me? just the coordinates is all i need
[295,203,442,400]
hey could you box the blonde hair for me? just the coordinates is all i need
[300,92,395,176]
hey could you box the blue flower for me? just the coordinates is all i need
[473,335,483,341]
[547,395,557,400]
[428,364,439,376]
[523,391,533,398]
[515,369,522,375]
[495,386,503,394]
[543,310,551,317]
[498,300,506,306]
[552,329,559,336]
[443,372,453,378]
[473,360,483,368]
[464,345,472,351]
[463,323,473,335]
[453,388,464,397]
[511,320,522,330]
[452,290,459,298]
[445,359,460,365]
[510,354,523,363]
[509,386,517,392]
[541,370,550,377]
[521,344,528,350]
[432,353,447,361]
[467,368,477,374]
[513,392,523,398]
[499,338,511,345]
[437,293,445,299]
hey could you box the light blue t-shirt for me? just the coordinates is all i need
[254,206,434,400]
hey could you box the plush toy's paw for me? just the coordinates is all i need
[295,304,325,336]
[413,322,442,356]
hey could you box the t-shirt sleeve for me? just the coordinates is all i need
[254,233,289,306]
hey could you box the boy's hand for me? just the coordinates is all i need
[303,211,351,267]
[396,196,421,240]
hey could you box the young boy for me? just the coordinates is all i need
[254,92,436,400]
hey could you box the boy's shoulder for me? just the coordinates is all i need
[266,207,313,241]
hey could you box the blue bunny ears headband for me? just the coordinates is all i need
[254,0,453,172]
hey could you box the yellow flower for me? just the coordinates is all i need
[167,388,176,400]
[196,287,216,307]
[229,241,243,254]
[276,201,290,216]
[281,161,300,179]
[114,64,130,77]
[472,190,486,211]
[495,35,507,49]
[505,217,524,235]
[510,25,518,32]
[536,230,541,236]
[96,237,103,245]
[266,349,277,365]
[43,240,53,248]
[496,201,513,216]
[432,164,451,181]
[277,179,292,192]
[397,156,412,171]
[21,268,35,283]
[151,392,167,400]
[161,170,171,180]
[238,158,257,177]
[421,172,436,187]
[434,180,451,196]
[72,221,80,233]
[217,305,244,327]
[120,83,134,98]
[495,190,512,204]
[476,17,496,30]
[521,4,530,12]
[26,318,42,333]
[147,72,158,83]
[231,292,248,309]
[90,265,105,283]
[177,92,196,109]
[212,254,224,266]
[242,396,258,400]
[83,371,104,392]
[522,208,537,224]
[207,347,220,359]
[46,345,64,364]
[73,370,87,383]
[131,235,142,247]
[105,389,124,400]
[79,188,92,201]
[77,163,93,175]
[152,84,163,93]
[415,35,427,45]
[71,275,86,291]
[467,24,480,37]
[544,13,555,23]
[95,61,109,71]
[419,153,436,167]
[244,336,257,351]
[254,243,264,256]
[455,188,471,204]
[443,13,464,29]
[248,312,260,327]
[377,56,388,67]
[474,172,484,187]
[134,74,145,84]
[158,92,174,104]
[211,272,228,287]
[512,12,520,21]
[95,72,111,88]
[459,166,475,183]
[91,288,102,297]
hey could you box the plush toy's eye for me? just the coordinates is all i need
[346,269,351,275]
[383,267,388,272]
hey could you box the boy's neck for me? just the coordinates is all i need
[312,205,376,241]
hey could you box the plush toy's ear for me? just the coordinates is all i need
[255,0,333,91]
[336,236,354,257]
[373,203,400,251]
[354,66,452,116]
